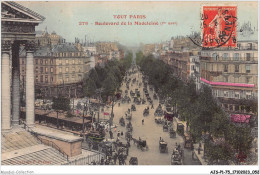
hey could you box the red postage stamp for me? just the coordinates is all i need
[201,5,237,48]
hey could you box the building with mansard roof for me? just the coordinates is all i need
[200,23,258,119]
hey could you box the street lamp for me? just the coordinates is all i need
[82,103,87,134]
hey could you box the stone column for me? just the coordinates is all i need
[1,41,12,131]
[25,41,35,127]
[12,42,20,125]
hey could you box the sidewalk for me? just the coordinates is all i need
[193,143,208,165]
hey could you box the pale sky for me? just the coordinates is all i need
[18,1,258,47]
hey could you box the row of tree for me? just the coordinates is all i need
[136,52,254,164]
[83,52,133,101]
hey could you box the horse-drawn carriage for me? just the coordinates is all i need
[163,124,168,132]
[153,93,158,100]
[133,137,149,151]
[126,113,132,120]
[125,130,132,140]
[122,95,130,104]
[131,104,136,111]
[126,122,133,132]
[169,128,176,138]
[130,90,135,97]
[143,108,149,116]
[119,117,125,126]
[164,111,174,121]
[184,132,193,149]
[155,116,164,124]
[159,138,168,153]
[177,123,184,136]
[171,149,183,165]
[171,145,183,165]
[129,157,138,165]
[86,131,104,150]
[133,97,141,105]
[154,108,163,116]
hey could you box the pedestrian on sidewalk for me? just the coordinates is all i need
[151,103,154,109]
[113,152,118,165]
[142,119,144,125]
[126,147,129,156]
[109,130,113,139]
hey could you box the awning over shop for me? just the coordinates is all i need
[230,114,251,123]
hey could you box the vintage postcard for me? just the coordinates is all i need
[1,0,258,174]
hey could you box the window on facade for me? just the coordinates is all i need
[237,43,241,49]
[50,67,53,73]
[50,76,53,82]
[224,65,228,72]
[66,77,69,82]
[35,59,38,65]
[72,59,75,64]
[234,53,239,61]
[72,53,75,57]
[223,53,228,60]
[35,67,38,73]
[246,77,251,83]
[50,59,53,64]
[45,59,48,64]
[235,105,239,111]
[60,53,62,57]
[78,68,81,73]
[36,76,38,83]
[72,67,75,73]
[246,92,252,99]
[229,105,233,111]
[66,59,69,64]
[78,74,82,80]
[59,67,62,73]
[45,76,48,83]
[66,67,69,72]
[246,53,251,61]
[40,67,43,73]
[212,53,218,61]
[213,90,218,97]
[247,43,252,50]
[235,92,240,99]
[246,65,250,73]
[224,104,228,109]
[40,75,43,82]
[224,91,229,97]
[235,65,239,72]
[40,60,43,64]
[45,67,48,73]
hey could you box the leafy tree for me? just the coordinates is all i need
[205,141,233,164]
[52,96,71,127]
[83,78,97,97]
[52,96,70,111]
[88,68,101,88]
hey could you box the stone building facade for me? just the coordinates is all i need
[20,43,91,98]
[200,30,258,115]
